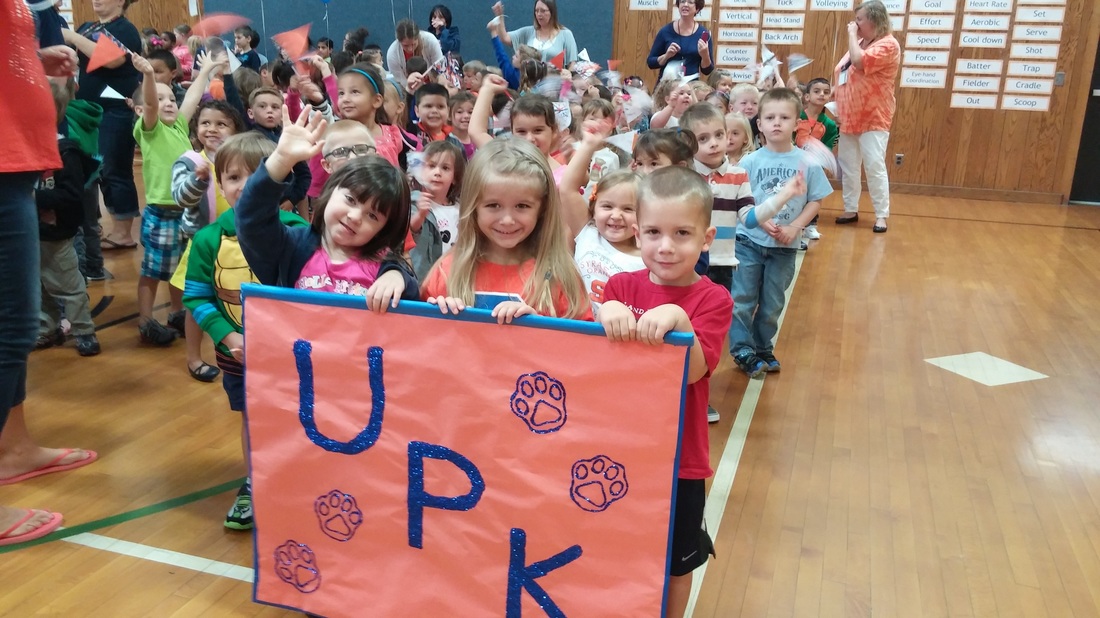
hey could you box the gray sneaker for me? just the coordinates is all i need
[74,334,101,357]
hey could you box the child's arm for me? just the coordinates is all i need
[648,104,673,129]
[560,119,612,240]
[180,51,223,127]
[470,74,508,148]
[222,69,249,123]
[36,146,87,227]
[738,173,806,228]
[285,85,304,122]
[130,53,160,131]
[283,161,313,208]
[774,199,820,245]
[171,156,209,210]
[598,301,638,342]
[366,254,420,313]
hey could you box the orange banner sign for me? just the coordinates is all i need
[243,285,691,617]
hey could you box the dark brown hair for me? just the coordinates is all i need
[312,156,411,259]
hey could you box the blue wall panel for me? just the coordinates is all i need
[203,0,614,72]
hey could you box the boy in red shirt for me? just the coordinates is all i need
[598,166,733,618]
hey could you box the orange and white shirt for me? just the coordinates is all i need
[833,35,900,134]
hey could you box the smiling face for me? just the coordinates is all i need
[451,100,474,132]
[715,77,734,94]
[323,190,389,261]
[416,94,449,132]
[636,196,713,287]
[196,108,235,154]
[757,99,799,151]
[669,85,694,110]
[248,93,283,129]
[511,113,556,155]
[145,82,178,125]
[476,176,545,264]
[592,183,638,249]
[337,73,383,125]
[691,117,727,169]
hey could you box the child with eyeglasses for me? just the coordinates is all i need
[306,120,378,218]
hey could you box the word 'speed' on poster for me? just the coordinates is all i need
[242,284,692,617]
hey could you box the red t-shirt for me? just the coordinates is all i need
[2,1,61,173]
[422,253,592,320]
[603,270,733,479]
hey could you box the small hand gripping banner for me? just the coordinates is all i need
[242,284,692,617]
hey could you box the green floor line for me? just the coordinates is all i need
[0,477,245,554]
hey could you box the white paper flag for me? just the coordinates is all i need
[100,85,125,100]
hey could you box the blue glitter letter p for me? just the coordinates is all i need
[506,528,582,618]
[407,441,485,549]
[294,340,385,455]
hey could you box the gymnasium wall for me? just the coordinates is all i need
[612,0,1100,202]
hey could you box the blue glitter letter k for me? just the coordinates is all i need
[407,441,485,549]
[506,528,582,618]
[294,340,386,455]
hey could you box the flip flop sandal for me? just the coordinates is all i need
[189,362,221,382]
[100,238,137,250]
[0,510,64,547]
[0,449,99,485]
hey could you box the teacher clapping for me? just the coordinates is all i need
[832,0,900,233]
[647,0,714,79]
[493,0,578,66]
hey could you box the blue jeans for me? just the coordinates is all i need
[98,105,140,220]
[0,173,42,427]
[728,237,796,357]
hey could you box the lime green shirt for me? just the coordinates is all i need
[133,117,191,207]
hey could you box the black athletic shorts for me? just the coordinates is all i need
[669,478,716,576]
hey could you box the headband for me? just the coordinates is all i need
[349,68,381,94]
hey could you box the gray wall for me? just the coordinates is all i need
[204,0,614,70]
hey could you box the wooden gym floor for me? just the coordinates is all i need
[3,193,1100,617]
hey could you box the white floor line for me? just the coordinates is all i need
[686,250,807,617]
[63,532,254,583]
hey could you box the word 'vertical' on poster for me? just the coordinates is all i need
[241,285,692,618]
[1004,0,1062,110]
[716,0,762,80]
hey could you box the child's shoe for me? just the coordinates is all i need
[225,480,254,530]
[74,334,101,357]
[757,351,781,372]
[167,310,186,336]
[139,319,177,346]
[734,351,767,378]
[803,225,821,240]
[35,327,65,350]
[707,406,720,423]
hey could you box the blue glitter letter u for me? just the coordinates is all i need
[294,339,385,455]
[506,528,582,618]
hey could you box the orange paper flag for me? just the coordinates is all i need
[549,50,565,71]
[272,23,311,61]
[87,34,128,73]
[192,13,251,38]
[607,59,622,71]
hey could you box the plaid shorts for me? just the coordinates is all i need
[140,204,185,281]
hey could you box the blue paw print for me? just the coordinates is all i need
[315,490,363,542]
[274,540,322,593]
[510,371,567,434]
[570,455,629,513]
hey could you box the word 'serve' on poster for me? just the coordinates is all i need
[242,285,692,617]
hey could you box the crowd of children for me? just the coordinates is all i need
[36,4,845,614]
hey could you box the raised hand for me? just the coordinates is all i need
[696,37,710,57]
[39,45,78,77]
[131,52,154,75]
[481,73,509,95]
[273,104,327,165]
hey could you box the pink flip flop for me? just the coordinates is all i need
[0,449,98,486]
[0,510,64,547]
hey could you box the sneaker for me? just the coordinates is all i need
[757,351,781,372]
[225,480,254,530]
[74,334,101,357]
[803,225,821,240]
[167,310,186,336]
[35,327,65,350]
[139,319,177,346]
[734,352,767,378]
[84,268,112,282]
[800,241,808,251]
[707,406,720,423]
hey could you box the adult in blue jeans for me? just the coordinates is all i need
[0,0,96,547]
[63,0,143,251]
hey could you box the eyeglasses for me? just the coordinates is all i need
[677,0,696,5]
[323,144,377,160]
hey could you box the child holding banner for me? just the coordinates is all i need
[236,106,419,310]
[597,166,733,618]
[182,132,310,530]
[421,138,590,322]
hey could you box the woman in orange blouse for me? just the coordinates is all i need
[832,0,900,233]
